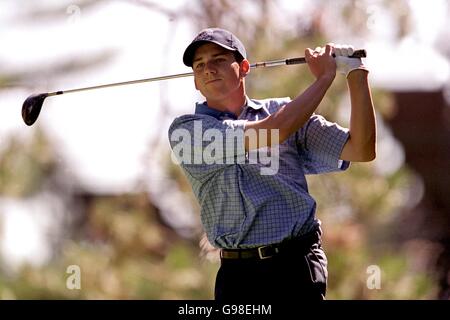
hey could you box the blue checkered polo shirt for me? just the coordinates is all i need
[168,97,350,249]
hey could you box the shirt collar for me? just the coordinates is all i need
[195,96,263,120]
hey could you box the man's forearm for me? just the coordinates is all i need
[245,75,334,149]
[341,70,376,161]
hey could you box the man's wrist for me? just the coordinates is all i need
[347,68,369,79]
[317,72,336,85]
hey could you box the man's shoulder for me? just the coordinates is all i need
[250,96,291,104]
[168,113,217,134]
[248,96,291,113]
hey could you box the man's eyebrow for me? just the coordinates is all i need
[193,51,232,63]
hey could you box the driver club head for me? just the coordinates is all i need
[22,93,49,126]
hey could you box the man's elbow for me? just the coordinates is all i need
[358,146,376,162]
[363,150,376,162]
[347,144,376,162]
[341,140,376,162]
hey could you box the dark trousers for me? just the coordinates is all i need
[214,232,327,301]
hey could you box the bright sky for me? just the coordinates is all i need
[0,0,448,269]
[367,0,449,91]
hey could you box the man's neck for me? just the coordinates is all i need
[205,92,247,118]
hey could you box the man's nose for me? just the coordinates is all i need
[204,61,217,74]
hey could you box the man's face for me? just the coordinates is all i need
[192,43,245,102]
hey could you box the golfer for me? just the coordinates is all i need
[168,28,376,301]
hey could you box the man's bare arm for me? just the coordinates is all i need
[340,70,376,162]
[244,44,336,150]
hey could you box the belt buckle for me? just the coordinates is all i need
[257,245,279,259]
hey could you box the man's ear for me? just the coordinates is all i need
[240,59,250,77]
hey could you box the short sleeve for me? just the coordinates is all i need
[297,114,350,174]
[168,114,247,182]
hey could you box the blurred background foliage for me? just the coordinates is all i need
[0,0,448,299]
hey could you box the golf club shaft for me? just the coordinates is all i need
[46,49,367,97]
[48,72,194,97]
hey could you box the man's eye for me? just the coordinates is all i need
[195,63,204,69]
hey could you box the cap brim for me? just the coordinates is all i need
[183,40,237,67]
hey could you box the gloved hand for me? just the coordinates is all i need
[334,44,368,77]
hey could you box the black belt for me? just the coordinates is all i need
[220,230,320,260]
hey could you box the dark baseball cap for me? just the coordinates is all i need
[183,28,247,67]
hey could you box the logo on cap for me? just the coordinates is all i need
[196,30,215,42]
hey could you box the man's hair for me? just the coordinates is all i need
[234,52,245,64]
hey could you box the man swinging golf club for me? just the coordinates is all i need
[168,27,376,301]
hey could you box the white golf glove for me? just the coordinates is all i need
[334,44,367,77]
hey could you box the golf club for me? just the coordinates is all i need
[22,49,366,126]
